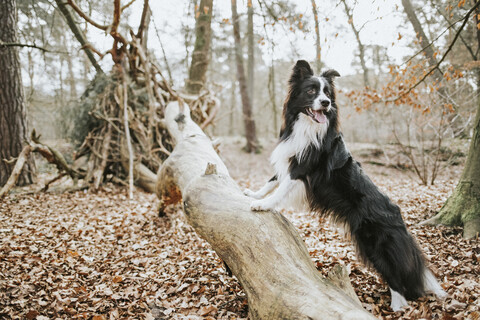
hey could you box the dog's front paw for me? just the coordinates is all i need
[250,200,273,211]
[244,188,261,199]
[243,188,255,197]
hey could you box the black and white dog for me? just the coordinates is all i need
[244,60,446,311]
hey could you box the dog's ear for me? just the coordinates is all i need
[321,69,341,80]
[291,60,314,82]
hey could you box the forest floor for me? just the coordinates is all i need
[1,138,479,320]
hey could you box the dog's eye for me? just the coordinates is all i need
[307,89,315,95]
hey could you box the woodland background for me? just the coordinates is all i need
[1,0,480,319]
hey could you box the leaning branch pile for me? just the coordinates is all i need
[1,0,219,196]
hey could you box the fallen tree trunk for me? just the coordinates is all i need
[156,101,374,319]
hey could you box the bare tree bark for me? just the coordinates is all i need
[231,0,259,153]
[341,0,370,87]
[268,56,278,135]
[311,0,322,73]
[229,67,237,135]
[186,0,213,94]
[247,0,254,105]
[156,101,375,319]
[401,0,444,81]
[66,51,78,98]
[0,0,35,187]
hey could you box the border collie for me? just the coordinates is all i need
[244,60,446,311]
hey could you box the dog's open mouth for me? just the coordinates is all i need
[306,108,327,124]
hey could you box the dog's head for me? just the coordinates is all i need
[281,60,340,134]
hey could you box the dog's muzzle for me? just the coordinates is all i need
[306,107,327,124]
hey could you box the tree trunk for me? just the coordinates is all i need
[247,0,254,106]
[268,58,278,135]
[156,101,375,319]
[231,0,259,153]
[420,2,480,238]
[423,96,480,239]
[311,0,322,74]
[341,0,369,87]
[229,68,236,136]
[66,51,78,99]
[0,0,34,187]
[401,0,444,82]
[185,0,213,94]
[54,0,103,74]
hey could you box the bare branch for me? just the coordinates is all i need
[66,0,109,30]
[151,14,174,84]
[136,0,150,40]
[401,13,473,67]
[392,1,480,101]
[121,0,137,12]
[0,40,65,53]
[433,6,477,60]
[0,146,32,199]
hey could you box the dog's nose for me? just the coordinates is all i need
[321,100,330,108]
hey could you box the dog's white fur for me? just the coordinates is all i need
[313,77,331,111]
[246,113,328,212]
[390,288,408,312]
[389,268,446,311]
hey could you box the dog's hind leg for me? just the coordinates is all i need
[390,288,408,312]
[244,175,278,199]
[423,269,447,298]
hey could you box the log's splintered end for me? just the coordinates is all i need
[204,163,217,175]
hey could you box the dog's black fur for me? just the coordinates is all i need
[282,60,426,300]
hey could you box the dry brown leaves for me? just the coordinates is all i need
[1,140,478,319]
[0,187,246,319]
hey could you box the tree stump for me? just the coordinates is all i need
[156,101,374,319]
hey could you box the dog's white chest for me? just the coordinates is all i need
[268,114,328,211]
[270,114,327,179]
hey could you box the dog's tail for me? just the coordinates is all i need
[353,220,427,300]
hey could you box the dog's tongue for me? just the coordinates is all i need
[313,110,327,123]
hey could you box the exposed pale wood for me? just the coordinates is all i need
[0,145,32,199]
[119,139,157,194]
[132,162,157,193]
[122,77,134,200]
[156,101,374,319]
[92,124,112,189]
